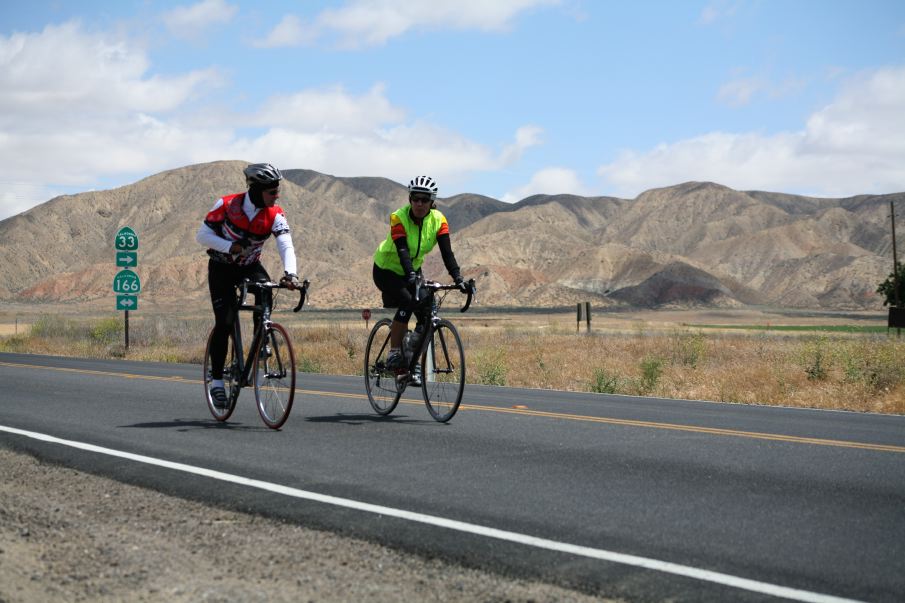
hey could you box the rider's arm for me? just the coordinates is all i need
[196,222,233,254]
[393,236,416,275]
[275,233,297,276]
[437,233,461,281]
[272,212,297,276]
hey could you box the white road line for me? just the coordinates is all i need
[0,424,863,603]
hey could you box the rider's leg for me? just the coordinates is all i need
[208,261,240,381]
[245,263,272,336]
[390,308,411,348]
[373,264,414,366]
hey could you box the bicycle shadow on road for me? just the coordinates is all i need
[305,413,427,426]
[118,418,266,433]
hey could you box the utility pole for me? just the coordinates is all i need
[889,201,902,336]
[892,201,900,308]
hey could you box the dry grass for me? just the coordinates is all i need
[2,310,903,415]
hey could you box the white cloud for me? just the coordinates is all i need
[234,85,536,189]
[162,0,238,39]
[717,72,808,107]
[598,65,905,197]
[717,76,764,106]
[0,20,537,220]
[253,14,317,48]
[263,0,559,48]
[0,21,228,219]
[253,84,406,133]
[500,126,544,165]
[698,1,742,26]
[502,167,591,203]
[0,21,220,119]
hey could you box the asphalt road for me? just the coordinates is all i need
[1,352,903,602]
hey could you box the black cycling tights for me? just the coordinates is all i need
[207,260,271,379]
[372,264,428,326]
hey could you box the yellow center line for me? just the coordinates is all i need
[2,360,903,453]
[460,404,905,452]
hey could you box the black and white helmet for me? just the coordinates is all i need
[244,163,282,188]
[408,175,438,200]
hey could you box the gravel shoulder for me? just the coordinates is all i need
[0,446,616,602]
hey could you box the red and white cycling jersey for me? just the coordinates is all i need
[202,193,291,266]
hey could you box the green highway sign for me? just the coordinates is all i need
[115,227,139,251]
[116,251,138,268]
[116,295,138,311]
[113,269,141,294]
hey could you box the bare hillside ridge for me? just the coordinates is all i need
[0,160,900,310]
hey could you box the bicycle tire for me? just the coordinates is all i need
[254,323,296,429]
[364,318,402,415]
[421,319,465,422]
[203,327,239,421]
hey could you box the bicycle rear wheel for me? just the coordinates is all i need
[364,318,402,415]
[254,323,296,429]
[203,327,239,421]
[421,319,465,422]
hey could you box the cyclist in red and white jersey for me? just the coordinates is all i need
[196,163,301,408]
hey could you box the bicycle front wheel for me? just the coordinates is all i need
[421,319,465,422]
[364,318,402,415]
[254,323,296,429]
[203,327,239,421]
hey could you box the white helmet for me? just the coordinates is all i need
[408,176,438,200]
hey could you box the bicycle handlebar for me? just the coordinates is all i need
[292,279,310,312]
[238,278,310,312]
[417,277,477,313]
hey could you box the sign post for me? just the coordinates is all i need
[114,227,140,349]
[362,308,371,330]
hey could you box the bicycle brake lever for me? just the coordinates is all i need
[293,279,310,312]
[238,278,251,307]
[461,279,476,313]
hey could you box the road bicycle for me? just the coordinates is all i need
[364,276,476,422]
[203,278,309,429]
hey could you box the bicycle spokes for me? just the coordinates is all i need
[364,318,402,415]
[254,324,295,429]
[422,320,465,422]
[203,328,239,421]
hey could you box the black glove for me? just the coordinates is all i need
[281,272,300,289]
[229,238,251,255]
[454,275,468,293]
[406,271,418,287]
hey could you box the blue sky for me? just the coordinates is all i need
[1,0,904,220]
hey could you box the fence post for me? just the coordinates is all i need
[576,303,582,333]
[585,302,592,332]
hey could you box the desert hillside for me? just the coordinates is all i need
[0,160,899,311]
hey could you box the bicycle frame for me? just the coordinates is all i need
[403,278,474,376]
[364,275,475,422]
[204,277,310,429]
[229,279,308,396]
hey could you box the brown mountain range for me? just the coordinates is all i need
[0,160,900,311]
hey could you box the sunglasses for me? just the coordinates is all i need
[410,195,432,205]
[264,188,280,196]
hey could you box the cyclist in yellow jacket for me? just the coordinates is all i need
[373,176,467,377]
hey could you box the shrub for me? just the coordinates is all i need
[475,347,507,386]
[670,329,706,368]
[297,356,324,373]
[639,355,663,393]
[802,336,829,381]
[589,368,620,394]
[90,318,124,344]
